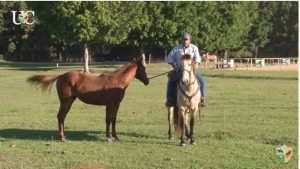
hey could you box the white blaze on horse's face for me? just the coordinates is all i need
[181,59,193,86]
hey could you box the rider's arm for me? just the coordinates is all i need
[167,47,177,70]
[193,45,201,69]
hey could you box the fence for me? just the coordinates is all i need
[202,57,298,69]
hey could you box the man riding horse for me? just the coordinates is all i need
[166,33,207,107]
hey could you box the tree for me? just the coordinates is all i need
[244,2,276,57]
[267,1,298,57]
[210,2,258,56]
[0,2,35,61]
[125,2,202,59]
[30,2,139,72]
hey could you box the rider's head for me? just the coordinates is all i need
[181,33,191,48]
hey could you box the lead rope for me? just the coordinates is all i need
[147,71,170,80]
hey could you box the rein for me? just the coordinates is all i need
[178,80,200,102]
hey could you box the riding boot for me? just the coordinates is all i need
[165,98,173,107]
[200,97,207,107]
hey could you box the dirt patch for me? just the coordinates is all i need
[230,64,298,71]
[71,162,105,169]
[0,155,30,167]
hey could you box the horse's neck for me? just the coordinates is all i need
[116,62,137,88]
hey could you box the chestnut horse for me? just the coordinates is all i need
[27,57,149,142]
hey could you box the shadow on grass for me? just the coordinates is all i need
[0,128,163,142]
[0,129,100,141]
[206,73,298,81]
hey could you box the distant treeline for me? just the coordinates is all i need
[0,1,298,62]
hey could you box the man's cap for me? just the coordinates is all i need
[182,33,191,40]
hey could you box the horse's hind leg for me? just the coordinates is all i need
[167,107,174,139]
[57,97,76,141]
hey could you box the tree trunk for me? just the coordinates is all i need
[15,41,21,61]
[255,48,258,58]
[83,42,89,73]
[224,50,228,59]
[139,44,145,57]
[252,48,258,58]
[164,49,168,61]
[56,43,63,62]
[139,44,146,65]
[148,53,151,64]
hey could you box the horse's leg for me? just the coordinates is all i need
[105,104,118,142]
[111,103,120,140]
[167,107,174,139]
[57,97,76,141]
[190,109,197,145]
[179,108,186,147]
[185,111,190,139]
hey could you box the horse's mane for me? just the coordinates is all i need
[99,62,136,77]
[181,54,197,75]
[182,54,192,60]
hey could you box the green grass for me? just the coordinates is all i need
[0,61,298,169]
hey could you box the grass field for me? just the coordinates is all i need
[0,61,298,169]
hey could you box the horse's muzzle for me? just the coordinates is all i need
[144,79,150,85]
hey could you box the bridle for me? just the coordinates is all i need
[181,68,197,86]
[178,66,200,103]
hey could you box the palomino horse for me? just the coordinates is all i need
[27,57,149,142]
[168,54,201,146]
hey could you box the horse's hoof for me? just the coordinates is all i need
[190,141,196,145]
[106,138,113,143]
[113,136,119,141]
[180,142,186,147]
[168,136,173,140]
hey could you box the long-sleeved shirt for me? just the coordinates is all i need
[167,44,201,68]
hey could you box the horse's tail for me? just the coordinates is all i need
[27,75,59,91]
[174,106,181,136]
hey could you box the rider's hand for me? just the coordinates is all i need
[174,67,180,72]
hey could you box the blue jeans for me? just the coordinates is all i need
[166,71,206,100]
